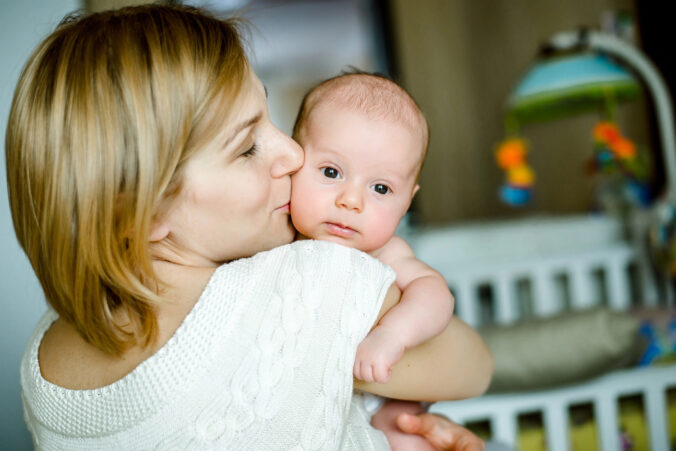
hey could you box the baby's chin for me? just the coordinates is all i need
[295,224,385,253]
[312,233,362,250]
[317,233,388,255]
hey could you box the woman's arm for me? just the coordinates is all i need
[354,285,494,402]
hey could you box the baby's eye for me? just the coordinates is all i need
[320,167,341,179]
[371,184,391,195]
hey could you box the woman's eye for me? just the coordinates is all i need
[372,184,391,195]
[320,167,340,179]
[241,144,258,158]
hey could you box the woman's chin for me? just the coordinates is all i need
[274,220,297,247]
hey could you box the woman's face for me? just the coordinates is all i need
[154,72,303,266]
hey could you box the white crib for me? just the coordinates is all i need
[406,214,676,451]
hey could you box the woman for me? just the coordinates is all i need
[7,5,492,449]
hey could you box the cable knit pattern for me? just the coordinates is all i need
[21,240,395,450]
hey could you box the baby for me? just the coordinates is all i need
[290,73,454,384]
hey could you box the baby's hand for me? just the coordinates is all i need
[353,325,405,383]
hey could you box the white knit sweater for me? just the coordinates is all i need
[21,241,396,450]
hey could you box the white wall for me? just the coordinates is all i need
[185,0,383,135]
[0,0,80,448]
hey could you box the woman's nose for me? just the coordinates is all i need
[336,184,363,212]
[271,129,304,177]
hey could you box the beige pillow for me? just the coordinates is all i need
[480,307,644,393]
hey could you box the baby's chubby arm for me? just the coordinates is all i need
[354,285,492,401]
[354,236,454,383]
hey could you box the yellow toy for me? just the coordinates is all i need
[495,137,535,205]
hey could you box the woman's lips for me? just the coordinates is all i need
[274,202,290,213]
[325,222,356,237]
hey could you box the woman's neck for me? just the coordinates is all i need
[151,259,216,304]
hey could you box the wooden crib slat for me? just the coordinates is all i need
[571,264,596,309]
[454,281,480,327]
[645,385,669,450]
[533,267,560,317]
[491,410,517,448]
[635,250,661,306]
[596,395,620,451]
[606,259,630,310]
[544,401,569,451]
[495,274,517,324]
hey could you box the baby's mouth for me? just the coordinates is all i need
[325,222,356,238]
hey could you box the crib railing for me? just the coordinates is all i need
[409,216,657,328]
[430,366,674,451]
[407,215,674,450]
[444,244,635,327]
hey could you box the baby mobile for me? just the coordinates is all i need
[493,48,676,278]
[493,52,652,209]
[495,118,651,208]
[588,120,652,208]
[495,119,650,209]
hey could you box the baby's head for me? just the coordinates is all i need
[290,73,429,252]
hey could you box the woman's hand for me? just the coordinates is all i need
[396,412,485,451]
[371,400,485,451]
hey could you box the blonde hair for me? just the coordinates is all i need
[293,72,430,173]
[5,4,248,356]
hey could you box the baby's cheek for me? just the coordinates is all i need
[290,177,310,212]
[289,184,317,236]
[290,170,313,200]
[365,209,401,248]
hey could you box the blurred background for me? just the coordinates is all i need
[1,0,673,448]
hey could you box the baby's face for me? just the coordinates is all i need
[290,106,421,252]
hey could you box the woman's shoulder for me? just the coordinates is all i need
[21,244,397,443]
[32,242,393,391]
[21,265,234,437]
[35,265,214,391]
[38,317,138,390]
[31,244,358,391]
[239,240,396,276]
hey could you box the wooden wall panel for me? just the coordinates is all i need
[389,0,648,224]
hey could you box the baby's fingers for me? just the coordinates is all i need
[353,360,365,380]
[354,360,375,382]
[373,363,392,384]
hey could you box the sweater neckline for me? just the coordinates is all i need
[24,263,231,436]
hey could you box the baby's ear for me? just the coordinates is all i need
[404,184,420,211]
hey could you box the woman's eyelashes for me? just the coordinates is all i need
[241,143,258,158]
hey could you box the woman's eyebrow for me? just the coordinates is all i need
[222,113,262,149]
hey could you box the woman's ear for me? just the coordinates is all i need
[149,221,170,242]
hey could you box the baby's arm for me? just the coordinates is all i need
[354,284,493,401]
[354,236,454,383]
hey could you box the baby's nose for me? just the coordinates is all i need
[336,185,363,212]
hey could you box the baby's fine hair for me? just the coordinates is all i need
[292,71,430,167]
[5,4,248,356]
